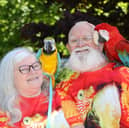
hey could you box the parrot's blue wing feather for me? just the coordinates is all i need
[36,48,42,59]
[54,52,61,78]
[118,50,129,67]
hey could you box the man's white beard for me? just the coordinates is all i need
[66,46,106,72]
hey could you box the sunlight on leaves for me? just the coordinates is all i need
[94,8,104,15]
[0,0,8,7]
[103,0,109,4]
[103,12,110,17]
[117,2,128,14]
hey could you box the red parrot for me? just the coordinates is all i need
[94,23,129,66]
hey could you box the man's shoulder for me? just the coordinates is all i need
[55,67,80,92]
[56,67,76,83]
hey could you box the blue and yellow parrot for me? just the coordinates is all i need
[36,37,60,88]
[36,37,61,128]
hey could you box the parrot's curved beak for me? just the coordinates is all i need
[98,32,107,43]
[93,30,109,46]
[43,40,56,54]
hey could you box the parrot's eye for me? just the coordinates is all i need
[23,117,32,125]
[99,30,109,41]
[99,30,108,35]
[101,30,107,33]
[77,90,85,100]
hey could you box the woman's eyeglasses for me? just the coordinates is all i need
[19,61,41,74]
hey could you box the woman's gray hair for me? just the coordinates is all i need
[0,47,36,125]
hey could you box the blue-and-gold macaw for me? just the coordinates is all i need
[36,37,60,88]
[36,37,61,128]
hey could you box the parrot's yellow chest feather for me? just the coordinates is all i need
[39,50,58,75]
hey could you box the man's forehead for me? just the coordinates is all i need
[69,22,94,36]
[69,34,92,40]
[69,27,93,39]
[72,21,94,30]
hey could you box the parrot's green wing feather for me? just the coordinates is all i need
[118,50,129,67]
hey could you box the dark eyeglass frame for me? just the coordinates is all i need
[19,61,41,74]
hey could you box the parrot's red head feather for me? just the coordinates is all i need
[95,23,119,34]
[95,23,125,62]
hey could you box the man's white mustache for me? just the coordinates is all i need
[73,46,90,53]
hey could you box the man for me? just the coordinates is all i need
[66,21,106,72]
[56,21,129,128]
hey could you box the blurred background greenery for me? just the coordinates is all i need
[0,0,129,59]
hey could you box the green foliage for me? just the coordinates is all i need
[0,0,63,58]
[0,0,129,59]
[56,67,74,84]
[117,2,128,14]
[56,41,69,57]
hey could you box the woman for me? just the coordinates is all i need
[0,47,62,127]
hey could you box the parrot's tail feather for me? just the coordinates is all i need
[46,77,53,128]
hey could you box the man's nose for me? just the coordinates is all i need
[77,39,85,47]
